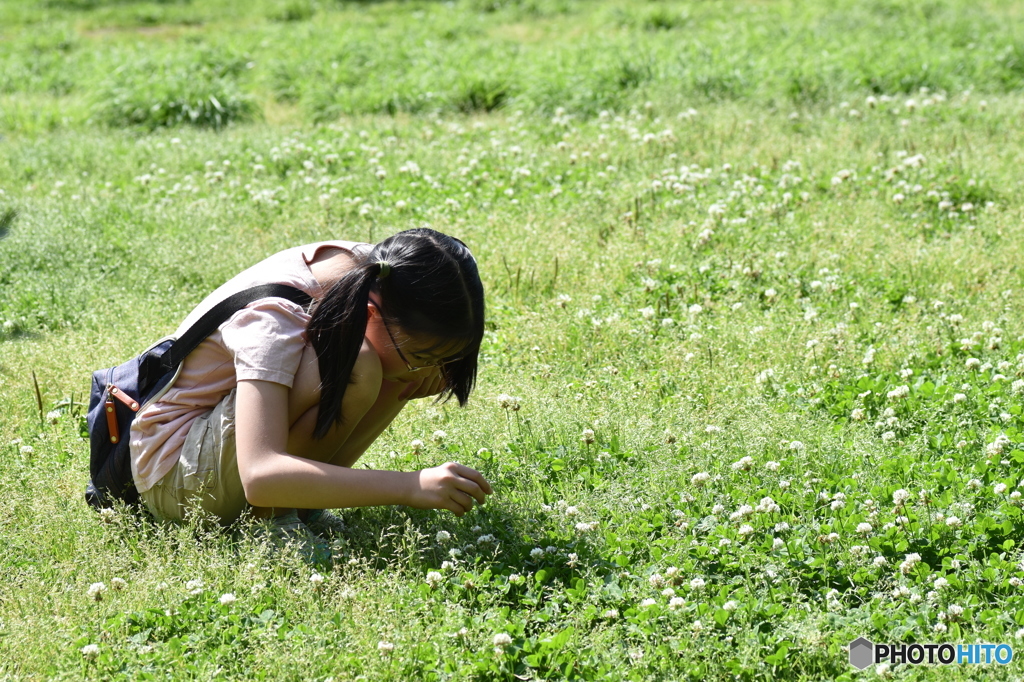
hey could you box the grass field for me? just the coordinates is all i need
[2,0,1024,679]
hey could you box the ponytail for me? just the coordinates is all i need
[306,260,390,439]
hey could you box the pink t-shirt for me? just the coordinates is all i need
[129,240,371,493]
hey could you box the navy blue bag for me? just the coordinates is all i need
[85,284,312,510]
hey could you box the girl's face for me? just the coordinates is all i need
[365,301,460,381]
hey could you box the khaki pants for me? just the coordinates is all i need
[140,389,250,525]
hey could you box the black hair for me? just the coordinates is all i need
[305,228,485,439]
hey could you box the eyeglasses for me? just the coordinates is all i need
[377,309,462,372]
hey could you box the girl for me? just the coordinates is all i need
[129,228,492,550]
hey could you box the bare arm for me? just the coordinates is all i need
[234,352,491,514]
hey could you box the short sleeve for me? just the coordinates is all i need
[219,298,311,387]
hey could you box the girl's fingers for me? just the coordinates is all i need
[454,464,493,495]
[451,490,475,513]
[453,477,486,504]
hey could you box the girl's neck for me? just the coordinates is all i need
[308,247,358,290]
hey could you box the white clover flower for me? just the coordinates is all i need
[764,461,781,472]
[110,578,127,591]
[309,572,324,586]
[933,577,949,590]
[81,644,100,658]
[669,596,686,609]
[378,640,395,654]
[436,530,451,543]
[87,582,105,601]
[948,604,964,617]
[431,430,447,443]
[575,521,598,532]
[477,534,497,545]
[581,429,596,444]
[639,306,656,320]
[772,537,785,550]
[691,472,711,486]
[711,504,725,515]
[953,393,967,404]
[873,556,888,567]
[219,593,237,605]
[640,598,657,607]
[900,553,922,574]
[496,394,520,411]
[661,587,675,597]
[730,505,754,520]
[886,385,910,400]
[492,633,513,651]
[689,577,706,590]
[995,483,1008,495]
[881,431,896,442]
[731,456,754,471]
[530,548,545,559]
[737,524,754,537]
[946,516,962,528]
[19,445,34,456]
[892,489,911,505]
[410,439,424,452]
[967,478,982,490]
[603,609,620,619]
[688,303,704,315]
[986,435,1011,458]
[857,523,873,535]
[965,358,981,370]
[185,579,204,595]
[425,571,443,588]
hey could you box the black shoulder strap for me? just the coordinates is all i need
[139,284,313,394]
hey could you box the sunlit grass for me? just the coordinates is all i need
[2,0,1024,680]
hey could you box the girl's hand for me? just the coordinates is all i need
[399,366,445,401]
[408,462,493,516]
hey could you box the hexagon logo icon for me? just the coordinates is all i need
[849,637,874,670]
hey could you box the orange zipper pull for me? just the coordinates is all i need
[105,395,119,444]
[108,386,140,411]
[104,384,140,445]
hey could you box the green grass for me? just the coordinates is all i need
[2,0,1024,679]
